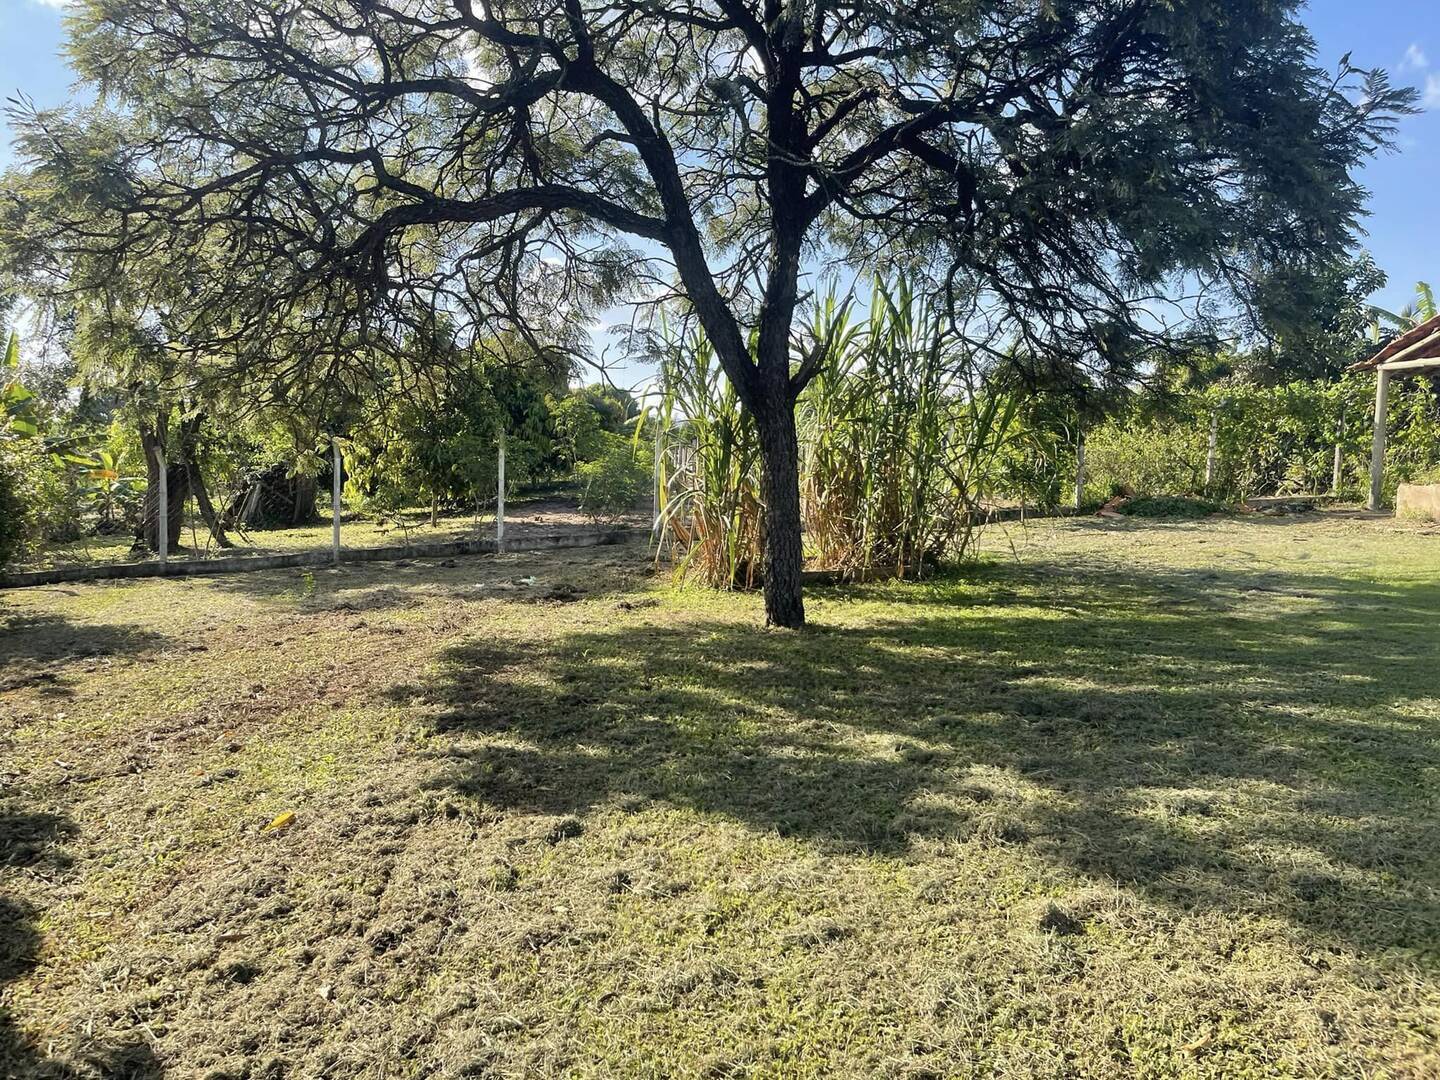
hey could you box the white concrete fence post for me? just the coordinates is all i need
[156,447,168,570]
[1204,409,1220,492]
[496,427,506,551]
[652,416,664,534]
[1368,368,1390,512]
[331,437,342,565]
[1332,406,1344,495]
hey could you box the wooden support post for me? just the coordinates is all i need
[496,428,506,551]
[1368,368,1390,512]
[1204,409,1219,491]
[331,437,342,565]
[156,447,168,569]
[1074,437,1086,509]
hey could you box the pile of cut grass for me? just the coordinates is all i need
[1116,493,1225,520]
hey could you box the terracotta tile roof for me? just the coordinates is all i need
[1349,313,1440,371]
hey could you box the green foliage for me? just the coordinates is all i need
[1242,254,1386,382]
[799,279,1019,576]
[577,434,650,523]
[2,330,41,440]
[0,442,31,566]
[1209,382,1352,497]
[545,383,641,469]
[1369,280,1438,342]
[343,360,562,519]
[655,280,1030,584]
[575,385,639,435]
[0,329,102,559]
[1370,378,1440,501]
[0,437,82,564]
[987,387,1088,511]
[547,391,608,470]
[32,0,1414,416]
[81,434,145,530]
[1082,375,1440,504]
[1084,417,1211,500]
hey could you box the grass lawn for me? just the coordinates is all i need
[2,513,1438,1077]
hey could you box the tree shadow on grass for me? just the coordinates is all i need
[394,555,1440,960]
[197,541,654,613]
[0,609,170,667]
[1,806,163,1079]
[1,610,169,1076]
[0,611,171,698]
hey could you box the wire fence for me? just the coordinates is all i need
[9,431,644,580]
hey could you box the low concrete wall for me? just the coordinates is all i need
[1396,483,1440,522]
[801,566,906,586]
[975,506,1080,524]
[1,529,642,590]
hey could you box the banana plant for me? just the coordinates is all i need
[1368,281,1437,342]
[3,329,111,476]
[80,448,142,526]
[2,330,41,440]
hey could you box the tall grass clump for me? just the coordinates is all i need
[799,278,1020,577]
[649,278,1028,586]
[650,328,763,588]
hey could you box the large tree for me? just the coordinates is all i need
[12,0,1413,624]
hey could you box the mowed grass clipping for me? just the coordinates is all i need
[2,514,1439,1078]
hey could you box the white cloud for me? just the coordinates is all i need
[1402,43,1429,71]
[1425,74,1440,110]
[29,0,73,7]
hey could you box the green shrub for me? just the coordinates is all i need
[547,391,608,468]
[577,435,650,523]
[1080,376,1440,504]
[0,438,81,564]
[0,444,30,567]
[1083,421,1210,501]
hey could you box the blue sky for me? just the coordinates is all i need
[1,0,1436,323]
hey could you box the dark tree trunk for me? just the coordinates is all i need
[292,473,318,525]
[139,424,189,552]
[754,397,806,629]
[746,210,807,627]
[186,459,231,547]
[179,414,233,548]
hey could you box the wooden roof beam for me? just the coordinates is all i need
[1376,329,1440,372]
[1379,355,1440,373]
